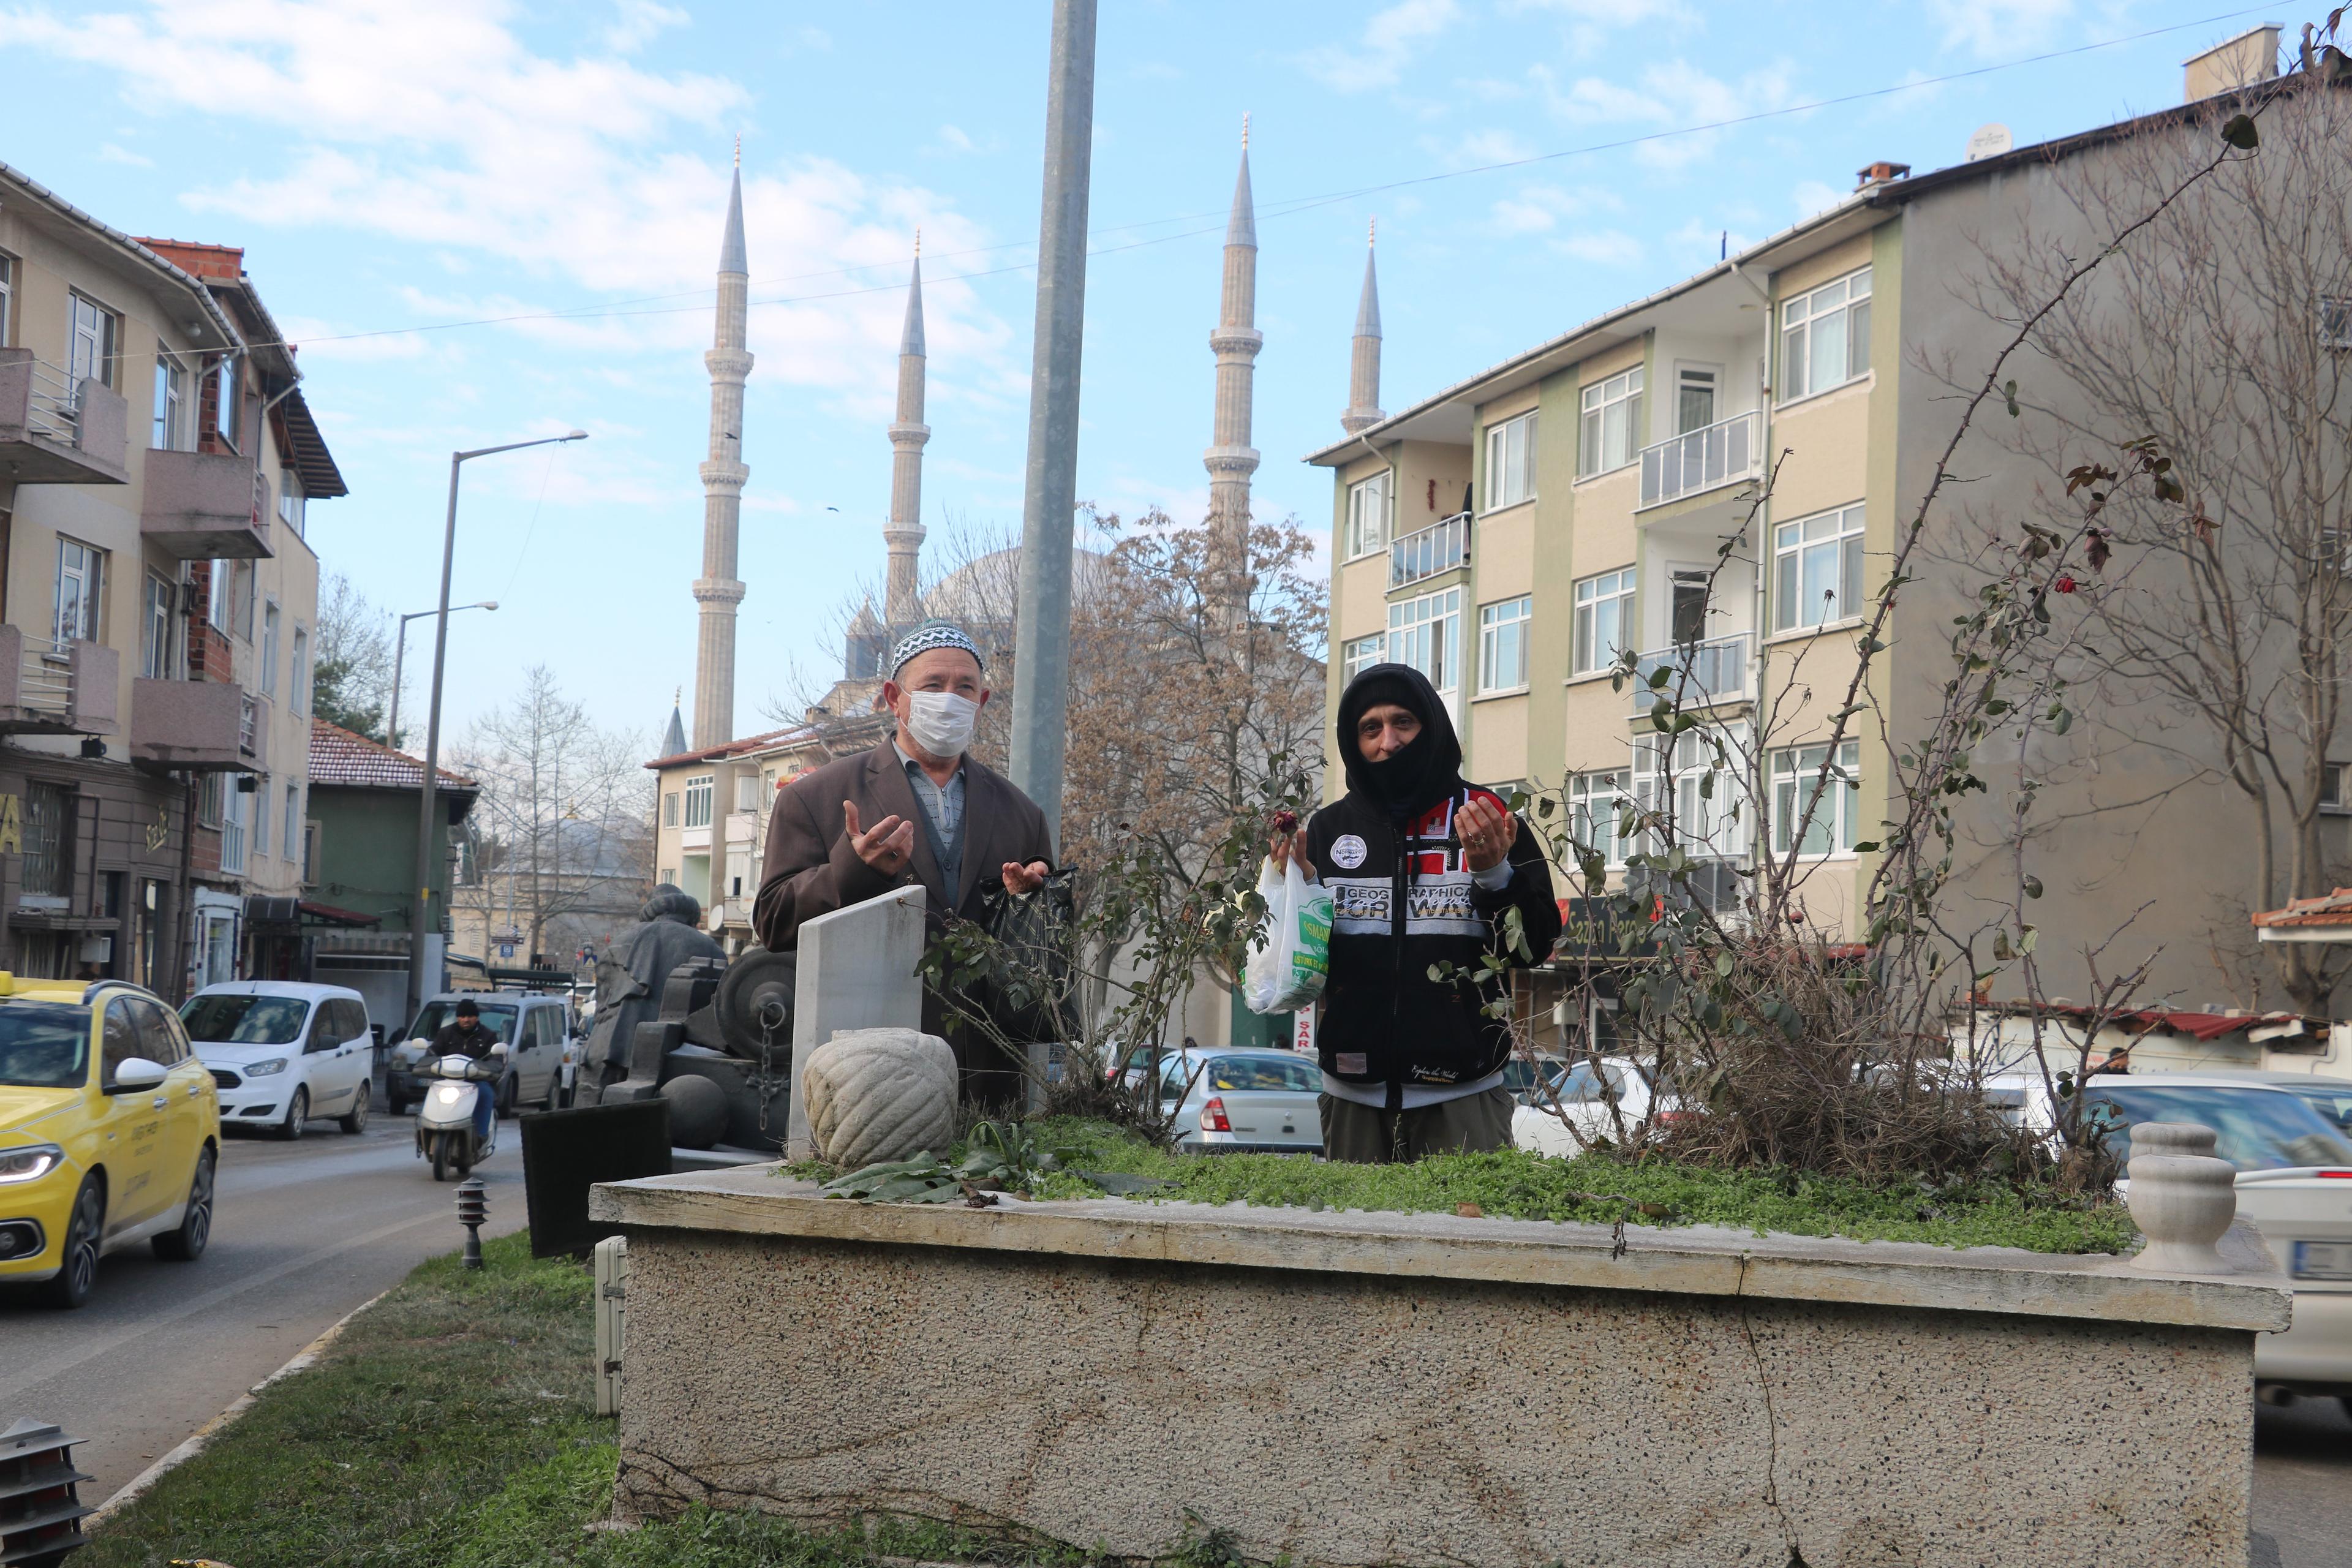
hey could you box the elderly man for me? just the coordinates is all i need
[753,619,1054,1104]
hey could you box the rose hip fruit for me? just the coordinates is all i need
[1272,810,1300,834]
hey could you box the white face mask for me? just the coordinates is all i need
[903,690,980,758]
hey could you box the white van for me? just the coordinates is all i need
[181,982,375,1139]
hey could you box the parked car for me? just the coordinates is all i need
[385,991,569,1117]
[1991,1072,2352,1409]
[1155,1049,1323,1154]
[1,974,219,1307]
[183,982,375,1140]
[1502,1053,1567,1104]
[1512,1055,1671,1155]
[2154,1069,2352,1134]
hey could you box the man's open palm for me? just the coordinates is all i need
[843,799,915,876]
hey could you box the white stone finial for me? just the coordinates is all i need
[2125,1121,2241,1274]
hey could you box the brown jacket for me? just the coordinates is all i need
[751,740,1054,953]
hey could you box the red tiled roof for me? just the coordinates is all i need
[1990,1000,2320,1041]
[2252,888,2352,929]
[307,719,475,791]
[644,713,891,771]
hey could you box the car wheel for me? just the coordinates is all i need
[388,1096,409,1118]
[540,1072,560,1114]
[154,1145,216,1262]
[340,1082,371,1135]
[496,1074,516,1118]
[278,1086,309,1140]
[43,1178,104,1309]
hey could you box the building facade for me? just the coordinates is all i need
[0,162,344,1000]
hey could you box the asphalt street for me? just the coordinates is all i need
[0,1107,528,1505]
[2255,1396,2352,1568]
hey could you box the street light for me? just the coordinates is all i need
[388,600,496,745]
[407,430,588,1025]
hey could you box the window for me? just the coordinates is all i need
[1578,367,1643,479]
[220,784,249,875]
[1675,366,1717,434]
[289,627,308,715]
[142,572,177,679]
[2323,763,2349,813]
[302,820,321,884]
[1773,503,1866,632]
[1572,567,1635,675]
[662,791,680,828]
[1771,741,1861,856]
[154,355,187,451]
[20,784,70,898]
[1478,595,1531,693]
[1387,587,1462,699]
[53,537,102,644]
[683,774,714,829]
[1346,470,1392,557]
[239,693,259,755]
[2321,296,2351,350]
[1341,633,1384,684]
[235,561,255,641]
[1569,769,1627,866]
[735,773,761,813]
[1631,726,1749,859]
[659,866,678,889]
[253,774,271,857]
[1485,411,1536,508]
[207,558,232,634]
[1778,266,1872,402]
[277,471,305,537]
[198,772,224,829]
[0,254,13,344]
[68,293,120,391]
[260,601,280,696]
[214,353,242,448]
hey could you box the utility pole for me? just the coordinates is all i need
[1007,0,1098,849]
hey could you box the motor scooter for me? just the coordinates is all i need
[415,1043,507,1182]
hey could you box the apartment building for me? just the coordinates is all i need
[0,161,344,998]
[1310,32,2340,1010]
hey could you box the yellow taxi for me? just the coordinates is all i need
[0,973,219,1307]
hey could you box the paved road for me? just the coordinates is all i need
[2256,1395,2352,1568]
[0,1112,528,1504]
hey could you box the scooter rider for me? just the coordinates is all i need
[429,998,500,1151]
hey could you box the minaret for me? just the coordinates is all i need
[692,140,753,750]
[883,235,929,630]
[1204,115,1262,625]
[1341,219,1385,434]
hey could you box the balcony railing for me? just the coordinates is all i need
[1390,512,1471,590]
[15,634,75,720]
[1638,410,1758,510]
[1627,633,1753,718]
[0,349,130,486]
[0,627,120,736]
[23,360,81,444]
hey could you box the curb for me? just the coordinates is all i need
[86,1286,393,1527]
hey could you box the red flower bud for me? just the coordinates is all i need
[2054,575,2078,594]
[1271,809,1299,834]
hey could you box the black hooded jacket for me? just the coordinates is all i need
[1305,664,1562,1106]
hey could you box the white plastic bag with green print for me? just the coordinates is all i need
[1243,855,1332,1014]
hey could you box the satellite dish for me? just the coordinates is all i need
[1965,123,2014,162]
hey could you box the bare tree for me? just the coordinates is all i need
[311,571,398,742]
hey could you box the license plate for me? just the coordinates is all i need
[2293,1241,2352,1281]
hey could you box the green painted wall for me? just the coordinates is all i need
[306,785,466,932]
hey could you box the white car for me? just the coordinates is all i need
[1991,1071,2352,1408]
[182,982,375,1140]
[1512,1055,1664,1155]
[1153,1048,1324,1154]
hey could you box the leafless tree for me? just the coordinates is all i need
[311,571,398,742]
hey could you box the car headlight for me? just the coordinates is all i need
[0,1144,66,1186]
[246,1058,288,1077]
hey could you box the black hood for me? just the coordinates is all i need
[1335,662,1463,818]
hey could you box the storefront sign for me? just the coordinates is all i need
[0,793,18,856]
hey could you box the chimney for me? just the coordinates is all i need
[1853,160,1911,191]
[2183,24,2280,102]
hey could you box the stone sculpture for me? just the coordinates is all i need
[584,886,726,1091]
[2125,1120,2239,1273]
[802,1027,957,1168]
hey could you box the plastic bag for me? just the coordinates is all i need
[1243,855,1333,1015]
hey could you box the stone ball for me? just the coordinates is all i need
[660,1074,731,1150]
[802,1027,958,1169]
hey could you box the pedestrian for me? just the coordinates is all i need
[753,619,1056,1107]
[1272,663,1562,1163]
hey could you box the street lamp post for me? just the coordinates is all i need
[388,600,496,746]
[407,431,587,1026]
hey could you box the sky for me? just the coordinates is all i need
[0,0,2287,743]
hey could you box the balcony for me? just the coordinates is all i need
[0,626,120,735]
[1390,512,1471,591]
[723,809,760,846]
[130,677,250,772]
[0,349,130,486]
[1638,411,1759,511]
[141,448,275,560]
[1626,634,1753,720]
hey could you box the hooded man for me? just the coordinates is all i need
[1273,662,1562,1163]
[753,619,1055,1105]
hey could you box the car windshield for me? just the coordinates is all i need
[1544,1060,1631,1105]
[0,1003,90,1088]
[2085,1084,2352,1172]
[181,993,311,1046]
[409,1002,516,1043]
[2277,1083,2352,1133]
[1200,1055,1320,1093]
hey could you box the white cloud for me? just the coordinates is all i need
[931,124,998,156]
[1790,179,1845,219]
[1552,229,1642,265]
[1502,0,1692,52]
[1487,181,1621,236]
[601,0,687,54]
[1300,0,1460,93]
[1532,57,1801,170]
[96,141,151,166]
[1450,128,1538,167]
[1930,0,2073,59]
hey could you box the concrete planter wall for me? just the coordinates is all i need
[591,1170,2289,1568]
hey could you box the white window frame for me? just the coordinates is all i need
[284,784,302,861]
[659,866,679,890]
[142,571,178,679]
[662,791,680,828]
[1630,724,1749,860]
[0,253,13,345]
[253,772,271,858]
[1477,595,1531,694]
[2324,296,2352,350]
[735,773,761,813]
[1484,411,1537,510]
[277,470,305,536]
[1386,586,1462,702]
[1771,740,1861,856]
[1773,502,1866,633]
[207,557,233,634]
[1572,567,1635,676]
[235,560,255,643]
[260,600,281,696]
[68,292,120,392]
[1569,769,1628,867]
[288,626,309,715]
[219,783,249,875]
[198,772,224,830]
[1578,366,1643,479]
[1345,469,1392,559]
[683,774,714,830]
[54,537,103,644]
[154,353,187,451]
[1778,266,1872,404]
[1341,633,1384,684]
[215,353,242,448]
[1674,364,1719,436]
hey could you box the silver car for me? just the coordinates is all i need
[1156,1049,1324,1155]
